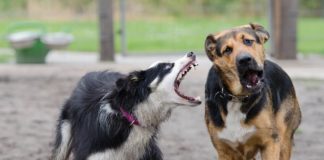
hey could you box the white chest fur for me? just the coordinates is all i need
[87,126,153,160]
[218,101,256,142]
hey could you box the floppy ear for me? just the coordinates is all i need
[205,34,217,61]
[250,23,270,44]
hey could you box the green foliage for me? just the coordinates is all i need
[300,0,324,17]
[301,0,322,9]
[0,0,26,11]
[58,0,93,13]
[201,0,235,15]
[139,0,266,17]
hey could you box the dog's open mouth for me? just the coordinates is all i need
[242,69,264,90]
[174,59,201,105]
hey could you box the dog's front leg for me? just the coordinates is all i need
[278,133,293,160]
[260,141,280,160]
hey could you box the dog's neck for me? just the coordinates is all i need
[134,93,175,129]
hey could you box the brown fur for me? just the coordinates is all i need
[204,23,301,160]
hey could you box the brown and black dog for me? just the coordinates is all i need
[204,23,301,160]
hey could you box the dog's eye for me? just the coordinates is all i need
[223,47,233,55]
[243,39,254,46]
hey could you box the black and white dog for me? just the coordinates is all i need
[52,52,201,160]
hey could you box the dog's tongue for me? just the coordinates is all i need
[248,73,259,85]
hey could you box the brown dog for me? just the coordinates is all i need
[204,23,301,160]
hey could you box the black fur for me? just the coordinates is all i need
[263,60,295,113]
[205,66,227,127]
[53,62,175,160]
[205,60,295,126]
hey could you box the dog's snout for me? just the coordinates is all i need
[187,52,195,57]
[237,53,253,65]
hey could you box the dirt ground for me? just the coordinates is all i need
[0,63,323,160]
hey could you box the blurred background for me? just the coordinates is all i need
[0,0,323,62]
[0,1,324,160]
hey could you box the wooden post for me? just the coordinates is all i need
[269,0,298,59]
[119,0,127,56]
[98,0,115,61]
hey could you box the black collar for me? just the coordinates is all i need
[214,88,250,102]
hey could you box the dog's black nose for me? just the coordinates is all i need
[237,53,253,65]
[187,52,194,57]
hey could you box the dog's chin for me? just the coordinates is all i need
[241,80,264,94]
[239,69,265,94]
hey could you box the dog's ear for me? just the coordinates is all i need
[115,71,144,91]
[249,23,270,44]
[129,71,145,83]
[205,34,217,61]
[130,75,139,82]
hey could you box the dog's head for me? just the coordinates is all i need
[115,52,201,107]
[205,23,269,95]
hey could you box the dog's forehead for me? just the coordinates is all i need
[213,25,253,40]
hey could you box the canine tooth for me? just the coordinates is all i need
[246,84,252,88]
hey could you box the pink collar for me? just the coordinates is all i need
[120,107,140,126]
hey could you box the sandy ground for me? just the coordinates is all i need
[0,62,323,160]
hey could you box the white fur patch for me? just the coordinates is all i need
[149,77,159,89]
[87,126,153,160]
[218,101,256,142]
[98,103,115,130]
[101,103,115,114]
[53,121,71,160]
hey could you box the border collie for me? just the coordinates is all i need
[51,52,201,160]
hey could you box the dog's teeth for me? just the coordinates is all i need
[246,84,252,88]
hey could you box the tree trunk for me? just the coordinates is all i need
[269,0,298,59]
[98,0,115,61]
